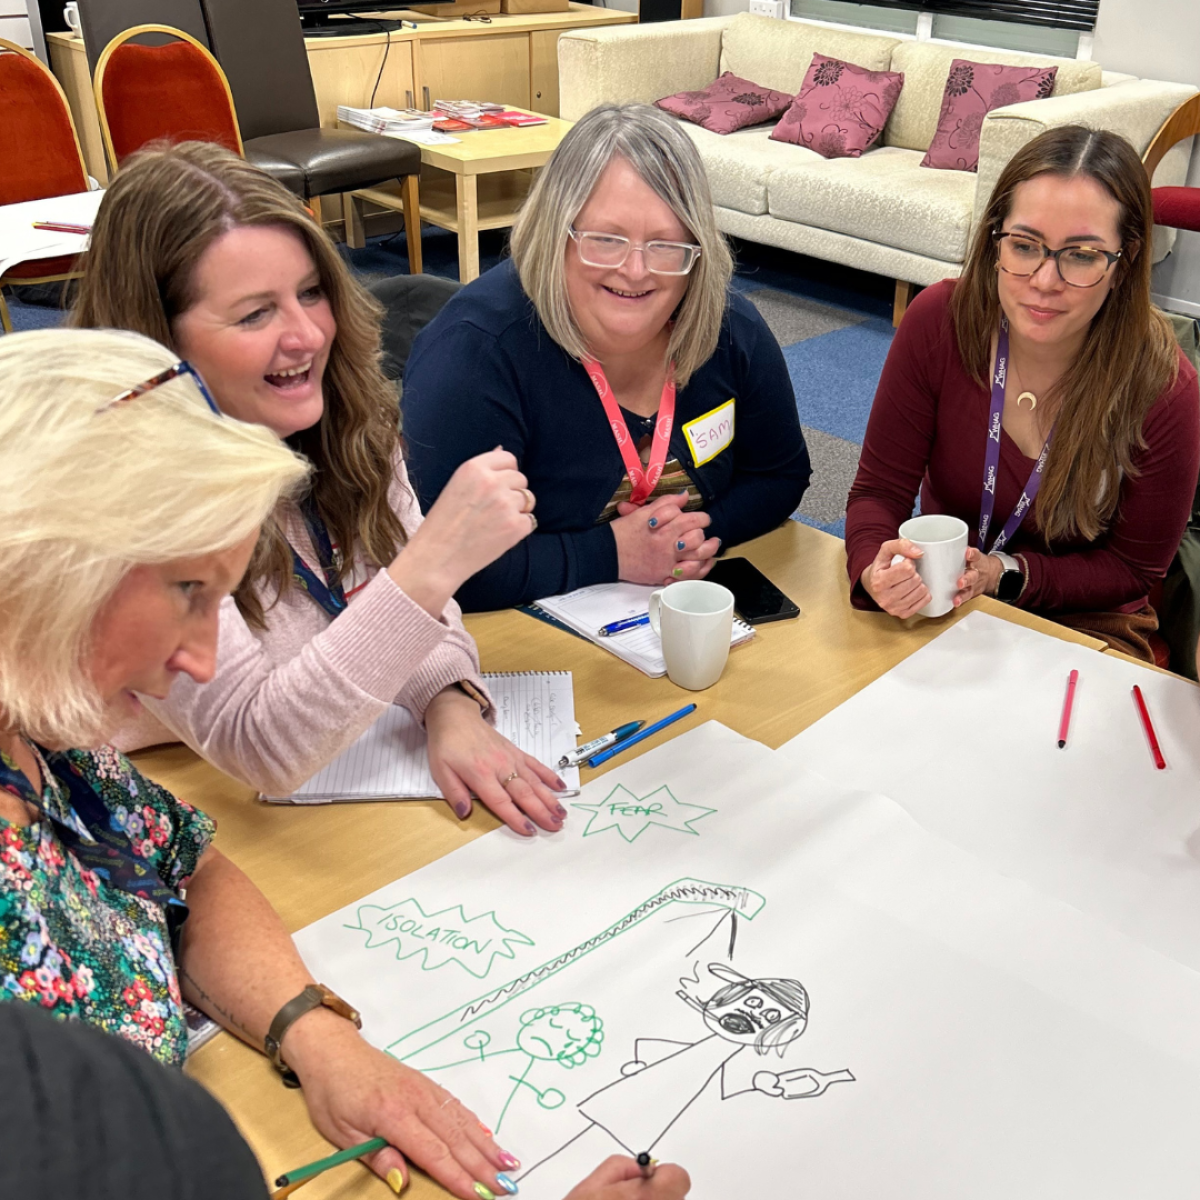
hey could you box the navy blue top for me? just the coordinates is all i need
[402,260,811,612]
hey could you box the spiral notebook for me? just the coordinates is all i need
[262,672,579,803]
[534,583,754,678]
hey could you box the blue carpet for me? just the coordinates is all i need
[4,226,892,537]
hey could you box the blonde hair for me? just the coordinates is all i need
[952,125,1179,543]
[0,328,308,747]
[70,141,405,627]
[509,104,733,388]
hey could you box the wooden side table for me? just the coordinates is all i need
[346,112,572,281]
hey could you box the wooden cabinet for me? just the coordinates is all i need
[529,29,561,116]
[307,33,416,126]
[418,32,531,112]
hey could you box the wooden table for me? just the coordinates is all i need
[141,523,1106,1199]
[348,112,571,281]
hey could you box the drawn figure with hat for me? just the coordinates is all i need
[519,963,853,1180]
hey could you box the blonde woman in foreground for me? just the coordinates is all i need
[0,328,689,1200]
[72,142,567,835]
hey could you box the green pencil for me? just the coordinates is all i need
[272,1136,388,1194]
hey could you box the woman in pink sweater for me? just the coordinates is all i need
[72,142,568,836]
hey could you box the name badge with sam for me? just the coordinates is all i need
[683,398,735,466]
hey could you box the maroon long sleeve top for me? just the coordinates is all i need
[845,280,1200,615]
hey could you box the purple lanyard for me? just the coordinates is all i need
[979,317,1055,554]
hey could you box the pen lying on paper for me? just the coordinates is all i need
[31,221,91,234]
[559,721,644,768]
[1132,684,1166,770]
[598,613,650,637]
[585,703,697,768]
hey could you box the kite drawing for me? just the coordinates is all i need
[518,963,854,1181]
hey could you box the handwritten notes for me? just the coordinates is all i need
[262,671,578,803]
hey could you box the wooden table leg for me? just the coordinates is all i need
[455,174,480,283]
[402,173,423,275]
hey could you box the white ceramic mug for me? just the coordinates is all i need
[647,580,734,691]
[895,514,969,619]
[63,2,81,34]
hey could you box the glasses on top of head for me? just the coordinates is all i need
[95,360,222,417]
[569,228,703,277]
[993,230,1123,289]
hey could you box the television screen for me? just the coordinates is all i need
[296,0,453,28]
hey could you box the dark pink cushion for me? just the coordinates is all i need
[921,59,1058,172]
[769,53,904,159]
[655,72,794,135]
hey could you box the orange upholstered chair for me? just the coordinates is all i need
[94,25,243,170]
[0,38,91,332]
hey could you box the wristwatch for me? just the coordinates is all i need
[991,551,1024,604]
[265,983,361,1088]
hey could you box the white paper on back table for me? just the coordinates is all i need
[263,671,579,802]
[292,722,1200,1199]
[535,581,753,677]
[779,610,1200,973]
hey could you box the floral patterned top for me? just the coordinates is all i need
[0,743,215,1066]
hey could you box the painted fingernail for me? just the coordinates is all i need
[554,776,567,790]
[497,1175,519,1195]
[714,538,722,548]
[479,1123,492,1137]
[676,539,686,551]
[672,567,683,578]
[474,1185,496,1200]
[455,800,471,819]
[648,517,658,528]
[387,1167,407,1194]
[555,804,568,819]
[498,1153,521,1171]
[523,820,536,836]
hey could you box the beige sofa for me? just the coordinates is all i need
[559,14,1198,323]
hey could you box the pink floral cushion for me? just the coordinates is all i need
[769,53,904,159]
[655,72,794,136]
[921,59,1058,172]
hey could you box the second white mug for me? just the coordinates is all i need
[896,514,969,618]
[63,2,81,34]
[648,579,734,691]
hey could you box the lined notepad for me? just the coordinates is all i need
[534,583,754,678]
[262,672,578,803]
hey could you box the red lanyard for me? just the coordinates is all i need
[583,356,676,506]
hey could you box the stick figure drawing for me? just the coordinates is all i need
[519,964,853,1181]
[422,1002,605,1132]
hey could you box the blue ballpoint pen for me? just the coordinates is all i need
[598,613,650,637]
[585,704,697,768]
[558,721,645,768]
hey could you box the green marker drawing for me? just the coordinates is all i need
[389,878,764,1062]
[572,785,716,843]
[345,897,535,978]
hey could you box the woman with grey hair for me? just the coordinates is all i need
[403,103,811,612]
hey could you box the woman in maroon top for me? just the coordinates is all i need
[846,125,1200,659]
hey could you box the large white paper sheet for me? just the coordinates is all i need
[0,189,103,277]
[780,611,1200,972]
[293,723,1200,1199]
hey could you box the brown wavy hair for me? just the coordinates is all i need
[70,141,405,626]
[950,125,1179,544]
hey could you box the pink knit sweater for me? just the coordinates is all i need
[115,455,489,795]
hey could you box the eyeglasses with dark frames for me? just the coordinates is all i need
[569,228,703,277]
[95,360,222,417]
[993,230,1123,289]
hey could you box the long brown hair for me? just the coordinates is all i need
[70,141,405,626]
[950,125,1178,544]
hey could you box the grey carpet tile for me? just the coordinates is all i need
[745,287,865,347]
[795,427,861,524]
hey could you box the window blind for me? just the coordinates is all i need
[872,0,1099,32]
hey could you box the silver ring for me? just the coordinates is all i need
[502,771,520,785]
[528,513,538,533]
